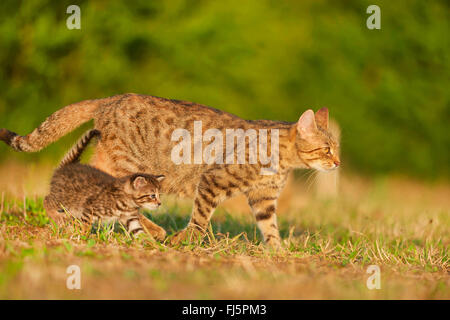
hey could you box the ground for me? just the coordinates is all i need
[0,162,448,299]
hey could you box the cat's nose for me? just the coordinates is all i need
[334,160,340,167]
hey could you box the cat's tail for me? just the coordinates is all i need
[58,129,101,168]
[0,97,114,152]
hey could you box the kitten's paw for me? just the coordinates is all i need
[153,228,167,242]
[170,227,204,245]
[46,208,69,227]
[139,215,166,241]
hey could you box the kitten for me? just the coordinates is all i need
[43,129,166,240]
[0,93,340,247]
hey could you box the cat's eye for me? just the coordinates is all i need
[324,147,331,155]
[150,194,156,199]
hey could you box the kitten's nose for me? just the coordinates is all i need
[334,160,340,167]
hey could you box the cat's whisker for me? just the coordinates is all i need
[305,170,318,193]
[303,169,315,184]
[298,170,310,180]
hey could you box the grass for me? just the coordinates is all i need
[0,164,448,299]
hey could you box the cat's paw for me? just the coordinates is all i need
[170,227,204,245]
[265,235,283,250]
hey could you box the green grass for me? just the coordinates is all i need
[0,175,448,299]
[2,195,446,270]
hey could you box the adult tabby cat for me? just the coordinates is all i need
[44,128,166,240]
[0,93,340,247]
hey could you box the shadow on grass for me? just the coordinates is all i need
[142,206,295,243]
[2,196,299,243]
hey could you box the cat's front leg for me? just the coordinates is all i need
[171,172,232,245]
[246,188,282,248]
[170,189,219,244]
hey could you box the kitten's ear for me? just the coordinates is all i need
[296,109,317,137]
[315,107,329,130]
[132,176,148,189]
[155,175,165,182]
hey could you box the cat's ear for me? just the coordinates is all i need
[296,109,317,138]
[315,107,329,130]
[155,175,165,182]
[132,175,148,189]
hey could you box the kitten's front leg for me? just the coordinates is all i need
[44,195,76,226]
[139,215,166,241]
[120,213,145,237]
[120,213,166,241]
[246,188,282,248]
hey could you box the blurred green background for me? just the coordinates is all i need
[0,0,448,178]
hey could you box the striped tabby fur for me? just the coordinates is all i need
[43,128,166,240]
[1,93,340,247]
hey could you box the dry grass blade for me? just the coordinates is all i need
[0,164,448,299]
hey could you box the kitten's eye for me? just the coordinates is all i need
[150,194,156,199]
[324,147,331,155]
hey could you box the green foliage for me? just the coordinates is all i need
[0,196,49,227]
[0,0,448,177]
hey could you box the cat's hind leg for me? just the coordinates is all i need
[90,143,115,175]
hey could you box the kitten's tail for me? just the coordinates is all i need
[59,129,101,168]
[0,96,116,152]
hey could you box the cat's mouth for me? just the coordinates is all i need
[142,203,160,211]
[310,162,339,171]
